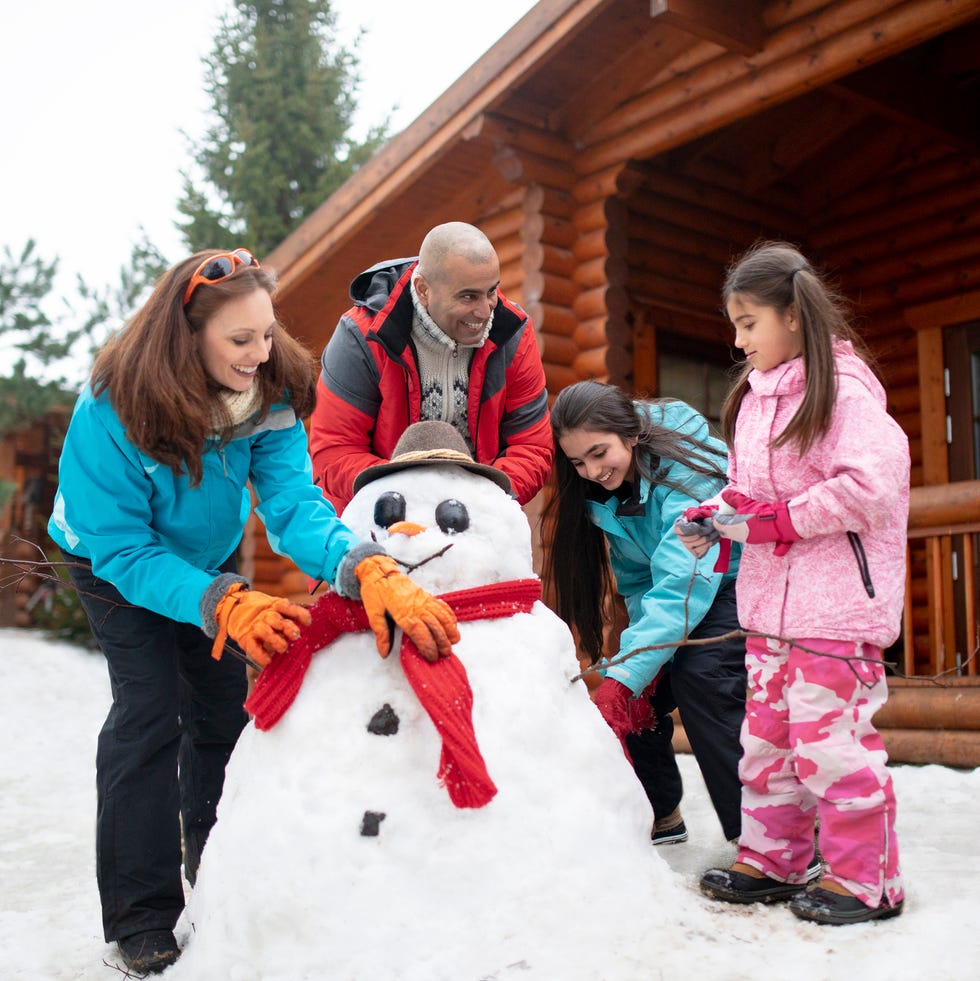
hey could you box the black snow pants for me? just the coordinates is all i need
[625,578,746,842]
[67,556,248,942]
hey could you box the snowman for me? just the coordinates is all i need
[170,421,705,981]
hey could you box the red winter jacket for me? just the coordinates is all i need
[310,258,553,512]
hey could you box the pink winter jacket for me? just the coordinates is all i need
[728,341,910,648]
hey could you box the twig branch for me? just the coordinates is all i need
[366,531,455,573]
[570,628,898,689]
[570,552,977,689]
[2,543,975,688]
[400,543,454,572]
[0,550,264,668]
[102,957,149,978]
[223,643,264,672]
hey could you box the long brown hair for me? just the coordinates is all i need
[91,250,318,486]
[542,380,726,664]
[719,240,872,455]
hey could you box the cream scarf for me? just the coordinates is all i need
[211,384,263,433]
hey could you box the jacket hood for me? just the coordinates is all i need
[349,257,417,313]
[833,340,887,409]
[748,339,885,408]
[349,256,527,348]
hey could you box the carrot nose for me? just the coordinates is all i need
[387,520,426,537]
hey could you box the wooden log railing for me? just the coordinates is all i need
[903,480,980,678]
[869,479,980,767]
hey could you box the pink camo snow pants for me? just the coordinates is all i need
[736,636,903,908]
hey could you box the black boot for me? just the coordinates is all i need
[789,887,904,925]
[117,930,180,974]
[700,867,807,904]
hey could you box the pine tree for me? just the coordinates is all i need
[178,0,387,256]
[0,241,76,435]
[0,236,168,436]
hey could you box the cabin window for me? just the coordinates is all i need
[654,333,733,435]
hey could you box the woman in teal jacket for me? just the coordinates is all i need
[48,249,457,975]
[543,381,745,845]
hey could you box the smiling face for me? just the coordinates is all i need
[557,428,636,492]
[726,292,802,373]
[198,288,275,392]
[414,253,500,346]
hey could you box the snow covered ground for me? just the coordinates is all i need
[3,628,979,981]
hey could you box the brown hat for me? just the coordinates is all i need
[352,420,513,495]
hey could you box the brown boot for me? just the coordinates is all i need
[651,806,688,845]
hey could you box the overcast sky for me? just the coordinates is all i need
[1,1,537,294]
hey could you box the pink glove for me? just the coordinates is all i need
[593,679,656,762]
[716,489,801,557]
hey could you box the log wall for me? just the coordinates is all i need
[611,148,980,480]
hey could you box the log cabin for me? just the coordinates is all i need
[0,410,67,627]
[252,0,980,765]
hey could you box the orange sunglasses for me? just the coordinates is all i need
[183,249,260,305]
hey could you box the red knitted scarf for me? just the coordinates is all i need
[245,578,542,809]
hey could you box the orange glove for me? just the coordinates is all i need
[354,554,460,661]
[211,583,312,668]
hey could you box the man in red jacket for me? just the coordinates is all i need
[310,222,553,512]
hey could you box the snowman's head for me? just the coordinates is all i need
[342,422,535,594]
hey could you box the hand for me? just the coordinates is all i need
[674,503,736,572]
[212,583,312,668]
[674,504,721,558]
[715,489,801,556]
[354,553,460,661]
[675,504,722,541]
[593,679,656,743]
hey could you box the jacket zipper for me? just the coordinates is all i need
[847,531,875,598]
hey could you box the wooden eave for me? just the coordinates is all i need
[267,0,980,348]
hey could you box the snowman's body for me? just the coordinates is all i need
[173,464,695,980]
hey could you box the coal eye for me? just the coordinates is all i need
[435,498,469,534]
[374,492,406,529]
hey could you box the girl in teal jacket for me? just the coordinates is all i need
[48,249,457,975]
[543,381,745,844]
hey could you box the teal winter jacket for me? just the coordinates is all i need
[48,385,361,628]
[586,400,740,695]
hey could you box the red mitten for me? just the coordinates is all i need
[717,489,801,557]
[593,679,656,761]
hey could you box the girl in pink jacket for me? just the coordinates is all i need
[678,241,910,925]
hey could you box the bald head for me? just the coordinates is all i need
[418,222,497,284]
